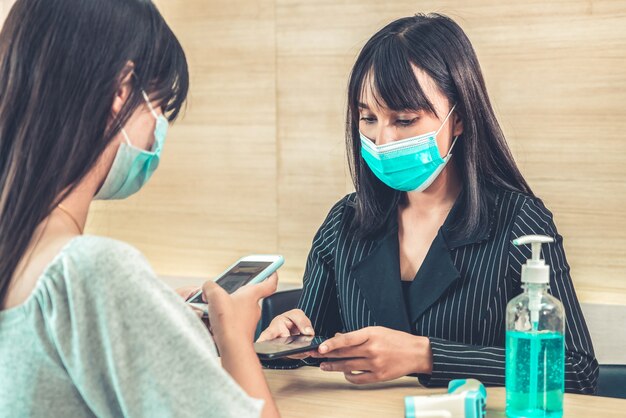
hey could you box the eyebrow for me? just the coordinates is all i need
[357,102,369,110]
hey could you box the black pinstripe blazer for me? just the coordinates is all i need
[272,186,598,394]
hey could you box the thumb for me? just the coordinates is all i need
[202,280,226,303]
[254,273,279,299]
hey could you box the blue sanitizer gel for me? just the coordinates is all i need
[505,330,564,417]
[505,235,565,418]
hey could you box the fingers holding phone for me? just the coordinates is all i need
[204,273,279,346]
[231,272,278,300]
[254,335,328,361]
[186,255,283,316]
[257,308,316,360]
[257,308,315,341]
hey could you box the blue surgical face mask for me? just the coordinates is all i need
[360,105,458,192]
[95,90,169,200]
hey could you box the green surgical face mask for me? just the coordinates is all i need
[95,90,169,200]
[360,105,457,192]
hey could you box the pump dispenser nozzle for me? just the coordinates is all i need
[512,235,554,285]
[513,235,554,329]
[513,235,554,328]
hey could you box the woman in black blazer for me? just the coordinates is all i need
[259,13,598,394]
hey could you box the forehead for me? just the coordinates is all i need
[358,65,446,114]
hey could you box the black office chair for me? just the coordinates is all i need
[596,364,626,399]
[255,288,303,340]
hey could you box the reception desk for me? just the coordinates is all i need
[264,367,626,417]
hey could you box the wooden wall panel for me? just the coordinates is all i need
[275,0,626,298]
[465,1,626,295]
[1,0,624,300]
[86,0,279,279]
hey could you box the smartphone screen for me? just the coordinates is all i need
[254,335,328,360]
[187,261,273,303]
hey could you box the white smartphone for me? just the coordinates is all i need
[186,254,284,316]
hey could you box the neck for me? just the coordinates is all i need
[3,180,97,310]
[402,161,462,216]
[55,179,98,234]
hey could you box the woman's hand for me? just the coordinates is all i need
[203,274,281,418]
[257,308,315,341]
[256,308,316,360]
[203,273,278,346]
[311,326,433,384]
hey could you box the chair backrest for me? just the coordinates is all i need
[580,303,626,365]
[597,364,626,399]
[255,288,303,340]
[260,288,303,329]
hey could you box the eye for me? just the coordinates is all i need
[359,116,376,124]
[395,117,419,127]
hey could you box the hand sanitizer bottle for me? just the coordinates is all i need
[505,235,565,418]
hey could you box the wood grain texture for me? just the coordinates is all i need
[264,366,626,417]
[0,0,624,301]
[87,0,280,279]
[275,0,626,297]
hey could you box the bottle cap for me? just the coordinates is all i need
[512,235,554,284]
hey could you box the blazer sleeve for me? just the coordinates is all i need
[297,198,345,338]
[422,197,599,395]
[262,197,346,370]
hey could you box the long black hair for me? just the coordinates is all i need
[346,13,533,239]
[0,0,189,307]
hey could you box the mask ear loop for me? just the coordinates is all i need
[118,73,162,148]
[434,104,457,136]
[128,68,162,118]
[141,90,161,120]
[116,72,141,146]
[435,104,459,158]
[446,135,459,158]
[119,90,159,149]
[120,128,132,146]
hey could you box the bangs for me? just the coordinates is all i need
[138,7,189,122]
[149,48,188,122]
[358,36,435,116]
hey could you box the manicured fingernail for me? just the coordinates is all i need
[319,344,328,353]
[305,327,314,335]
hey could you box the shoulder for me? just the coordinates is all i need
[317,193,356,231]
[491,185,553,222]
[62,235,151,273]
[35,235,187,340]
[41,235,158,300]
[489,186,558,238]
[63,234,145,259]
[308,194,357,258]
[330,193,356,219]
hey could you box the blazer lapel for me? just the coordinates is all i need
[406,229,460,325]
[348,185,500,331]
[350,223,411,333]
[405,185,500,324]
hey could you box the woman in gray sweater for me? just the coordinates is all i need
[0,1,279,417]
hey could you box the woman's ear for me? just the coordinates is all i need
[452,112,464,137]
[111,62,135,116]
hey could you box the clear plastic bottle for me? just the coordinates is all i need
[505,235,565,418]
